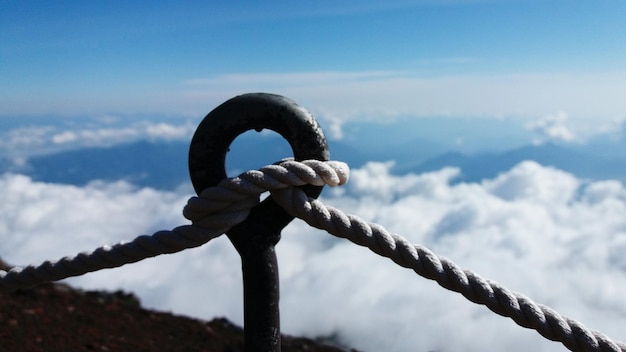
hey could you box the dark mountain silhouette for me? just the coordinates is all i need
[4,137,626,190]
[402,143,626,182]
[15,135,374,190]
[26,140,190,189]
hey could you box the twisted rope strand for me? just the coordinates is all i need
[0,160,349,292]
[270,185,626,352]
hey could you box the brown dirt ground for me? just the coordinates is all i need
[0,259,358,352]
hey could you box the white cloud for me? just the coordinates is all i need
[178,70,626,140]
[0,120,196,161]
[0,126,56,154]
[51,131,78,144]
[144,122,194,140]
[181,70,626,122]
[184,70,399,89]
[50,121,196,146]
[1,161,626,352]
[527,111,576,143]
[484,160,579,203]
[4,70,626,143]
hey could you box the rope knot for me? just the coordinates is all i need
[0,160,349,292]
[182,160,349,230]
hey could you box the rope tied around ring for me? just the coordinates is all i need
[0,159,624,352]
[0,160,348,291]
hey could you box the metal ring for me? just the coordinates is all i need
[188,92,330,233]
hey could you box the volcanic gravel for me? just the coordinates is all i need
[0,279,357,352]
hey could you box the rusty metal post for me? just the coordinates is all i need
[188,93,329,352]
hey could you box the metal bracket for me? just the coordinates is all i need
[188,93,330,352]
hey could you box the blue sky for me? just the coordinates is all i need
[2,0,626,128]
[3,2,626,350]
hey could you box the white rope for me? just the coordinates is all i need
[0,159,623,352]
[0,160,348,292]
[270,184,626,352]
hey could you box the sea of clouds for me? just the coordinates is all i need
[0,119,197,163]
[1,160,625,352]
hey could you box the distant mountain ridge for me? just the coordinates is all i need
[24,140,190,190]
[2,138,626,190]
[400,143,626,182]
